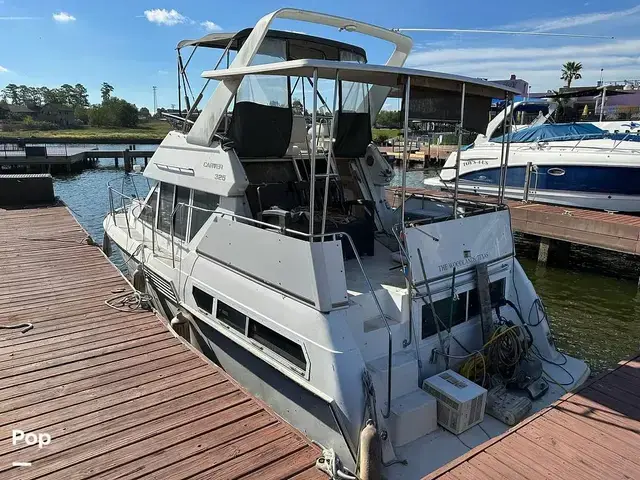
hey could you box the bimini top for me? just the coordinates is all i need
[492,123,606,143]
[201,58,521,98]
[177,28,367,61]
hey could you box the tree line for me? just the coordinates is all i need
[1,82,146,129]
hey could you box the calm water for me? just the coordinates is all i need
[53,160,639,375]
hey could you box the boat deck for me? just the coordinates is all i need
[0,205,324,479]
[424,353,640,480]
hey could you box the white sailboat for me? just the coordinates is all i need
[104,9,589,478]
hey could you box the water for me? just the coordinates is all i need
[53,158,638,375]
[53,145,156,270]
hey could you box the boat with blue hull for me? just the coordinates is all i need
[426,104,640,212]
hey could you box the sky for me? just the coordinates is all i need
[1,0,639,109]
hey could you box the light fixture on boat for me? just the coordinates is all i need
[340,24,357,32]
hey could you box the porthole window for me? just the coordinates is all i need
[547,168,565,176]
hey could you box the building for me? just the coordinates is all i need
[38,103,75,126]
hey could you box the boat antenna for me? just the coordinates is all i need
[392,28,614,39]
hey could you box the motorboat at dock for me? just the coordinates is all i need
[104,9,589,479]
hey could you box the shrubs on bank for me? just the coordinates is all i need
[88,98,139,128]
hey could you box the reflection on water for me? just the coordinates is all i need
[53,155,638,375]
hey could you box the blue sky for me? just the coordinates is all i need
[1,1,640,109]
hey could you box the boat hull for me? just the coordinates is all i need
[110,241,356,470]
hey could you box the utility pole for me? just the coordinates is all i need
[153,86,157,115]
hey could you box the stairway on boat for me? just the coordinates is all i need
[348,290,438,455]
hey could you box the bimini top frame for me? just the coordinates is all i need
[201,58,519,228]
[177,28,368,60]
[186,8,413,148]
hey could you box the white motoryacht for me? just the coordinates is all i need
[104,9,589,479]
[425,101,640,212]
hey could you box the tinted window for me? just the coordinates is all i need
[174,186,190,240]
[140,186,158,225]
[248,320,306,370]
[157,183,174,234]
[190,190,219,241]
[193,286,213,314]
[216,300,246,334]
[422,278,506,339]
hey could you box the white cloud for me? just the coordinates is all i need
[201,20,222,32]
[144,8,186,26]
[0,16,38,20]
[408,39,640,91]
[52,12,76,23]
[0,65,8,73]
[407,39,640,65]
[505,5,640,32]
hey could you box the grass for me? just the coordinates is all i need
[0,120,172,141]
[372,128,402,142]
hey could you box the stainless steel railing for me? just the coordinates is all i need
[107,184,155,253]
[169,202,394,417]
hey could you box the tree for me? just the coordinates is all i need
[73,83,89,107]
[100,82,114,103]
[561,62,583,88]
[139,106,151,119]
[88,97,139,128]
[3,84,19,104]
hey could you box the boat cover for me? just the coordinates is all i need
[493,123,605,143]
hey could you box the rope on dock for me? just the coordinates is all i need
[0,323,33,333]
[105,290,152,312]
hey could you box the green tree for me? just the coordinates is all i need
[139,106,151,119]
[2,84,21,104]
[100,82,114,103]
[72,84,89,107]
[74,105,89,124]
[88,97,139,128]
[375,110,403,128]
[561,61,583,88]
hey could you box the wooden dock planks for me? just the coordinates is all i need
[0,205,324,479]
[424,354,640,480]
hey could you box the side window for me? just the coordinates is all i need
[174,186,190,240]
[216,300,246,334]
[140,185,158,225]
[190,190,219,241]
[248,319,306,371]
[157,183,175,234]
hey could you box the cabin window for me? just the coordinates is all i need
[340,50,369,113]
[238,38,289,107]
[140,185,158,225]
[189,190,219,241]
[421,278,506,339]
[193,286,213,314]
[248,319,306,370]
[157,183,175,234]
[216,300,246,334]
[174,186,190,240]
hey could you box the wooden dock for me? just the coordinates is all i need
[387,187,640,261]
[424,353,640,480]
[0,205,323,479]
[1,145,155,173]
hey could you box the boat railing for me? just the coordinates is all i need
[107,185,155,252]
[170,202,394,417]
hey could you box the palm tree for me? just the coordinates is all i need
[561,62,583,88]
